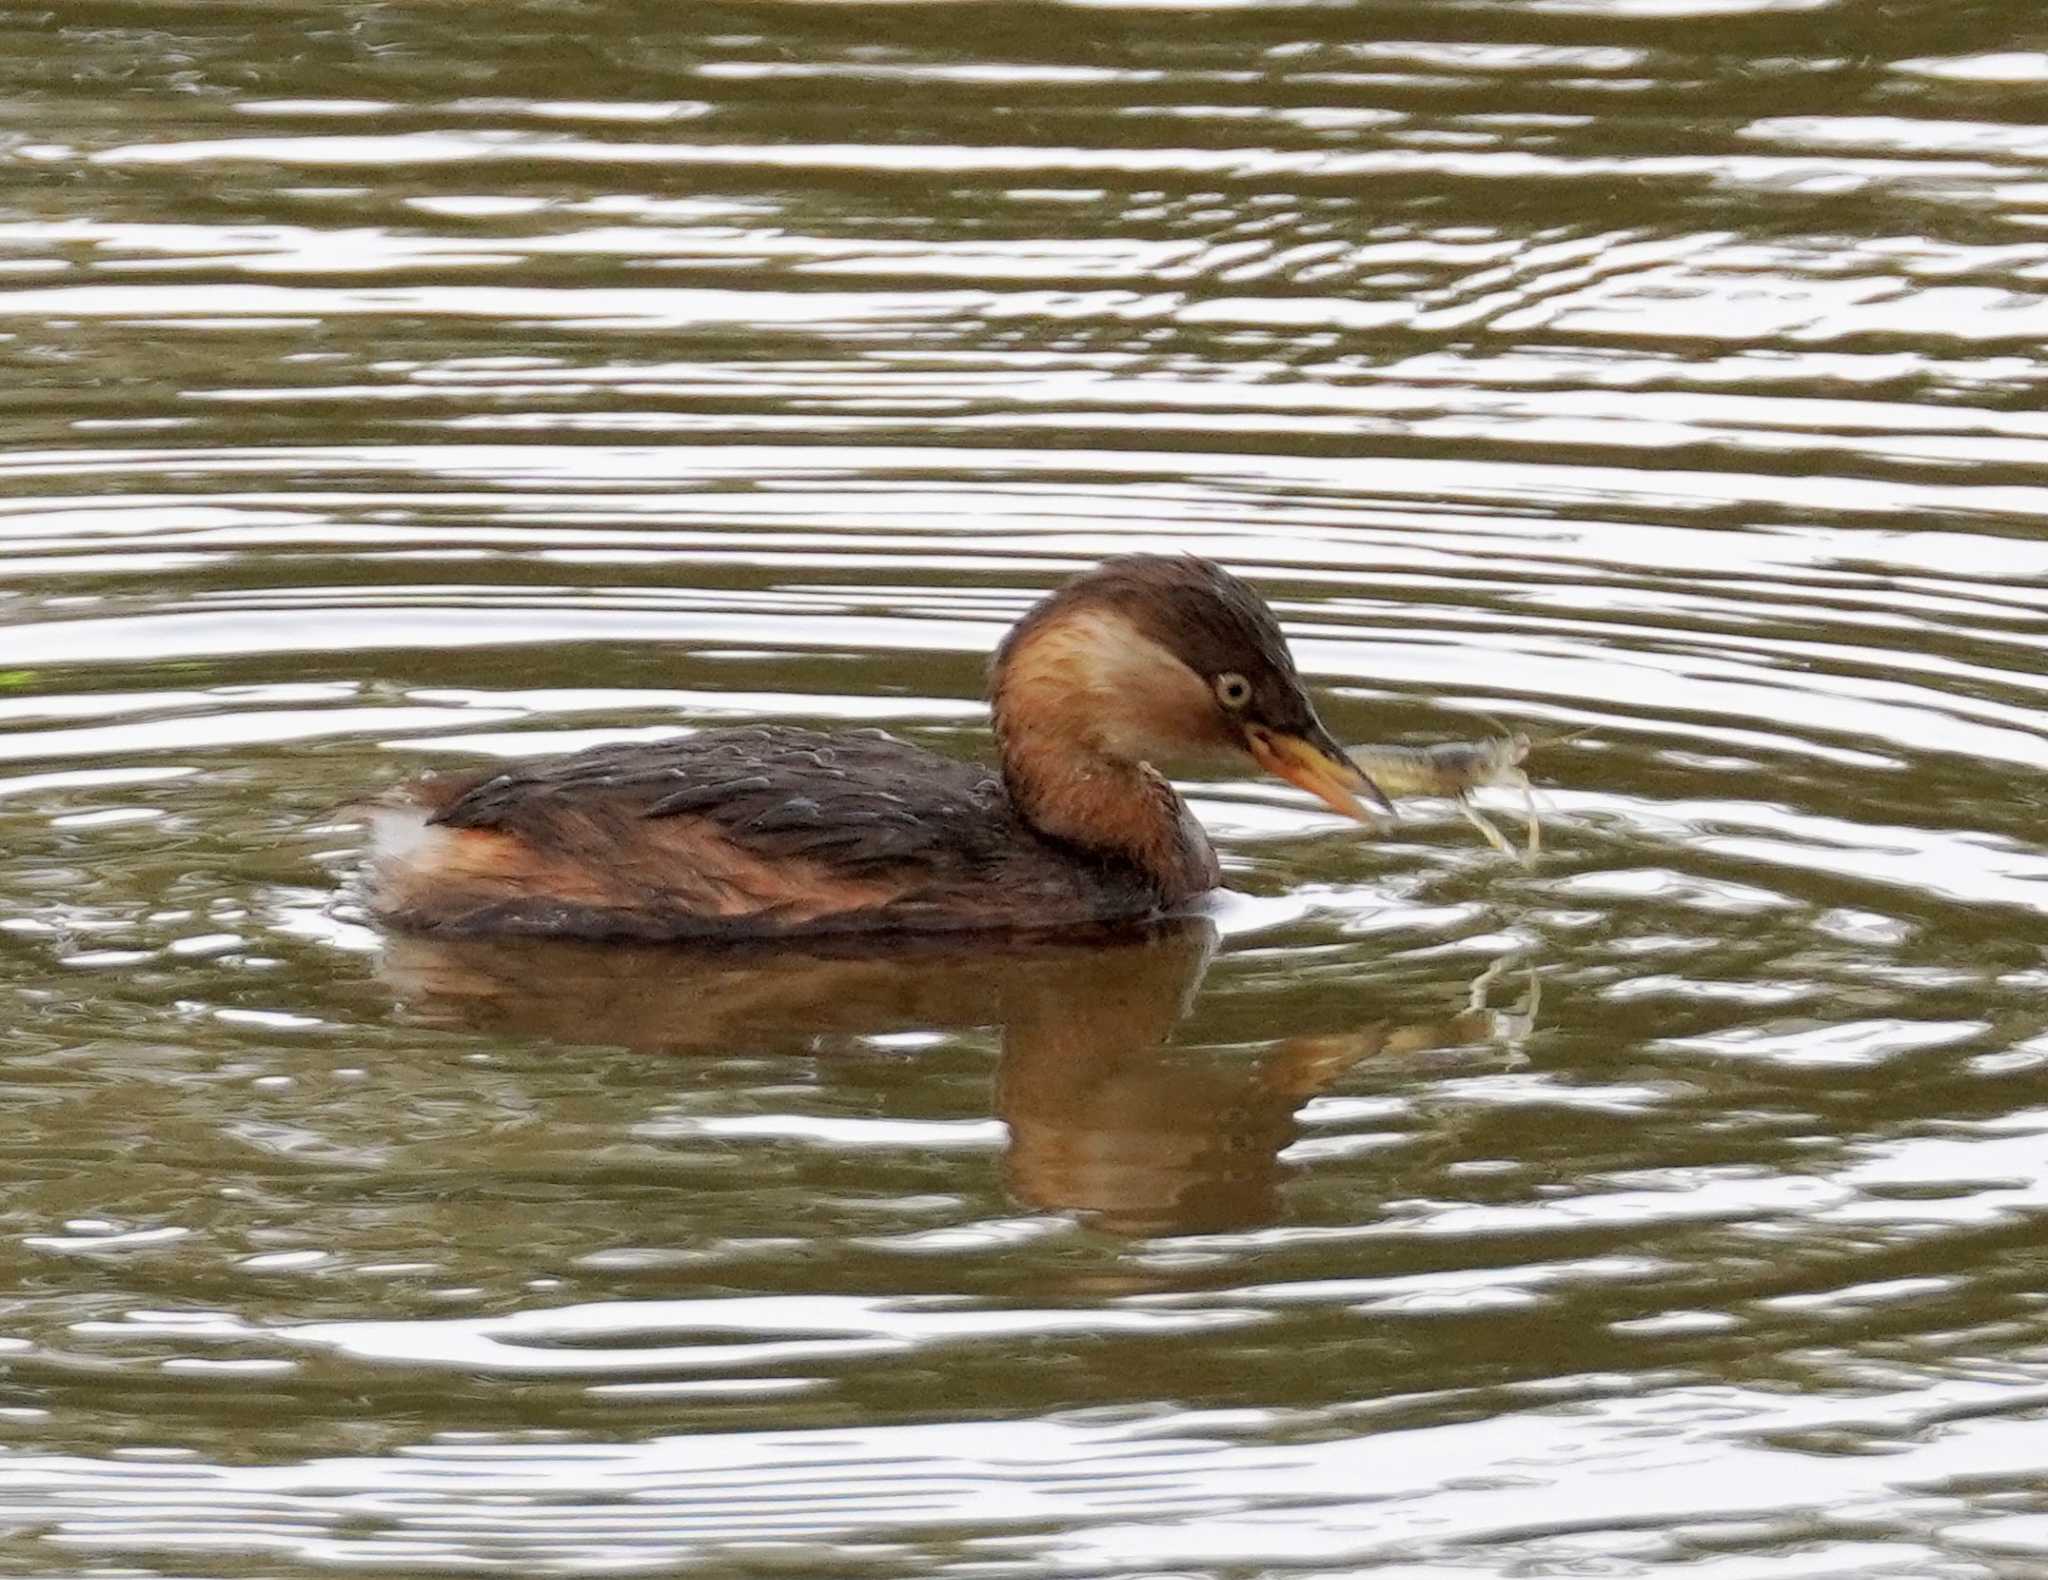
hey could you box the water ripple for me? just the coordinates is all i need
[9,1,2048,1574]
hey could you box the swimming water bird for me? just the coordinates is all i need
[358,555,1388,939]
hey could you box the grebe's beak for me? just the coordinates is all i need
[1246,723,1395,822]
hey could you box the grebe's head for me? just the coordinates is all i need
[991,555,1391,820]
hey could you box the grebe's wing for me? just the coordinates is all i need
[360,726,1046,939]
[424,725,1006,870]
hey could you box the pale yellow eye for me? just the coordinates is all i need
[1214,671,1253,709]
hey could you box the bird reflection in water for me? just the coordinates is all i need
[379,923,1538,1235]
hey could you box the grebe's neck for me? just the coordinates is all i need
[990,611,1221,899]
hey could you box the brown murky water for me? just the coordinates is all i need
[8,2,2048,1574]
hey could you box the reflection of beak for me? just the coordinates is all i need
[1246,724,1395,821]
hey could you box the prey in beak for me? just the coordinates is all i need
[1246,723,1395,822]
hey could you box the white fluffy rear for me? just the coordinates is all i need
[363,801,442,869]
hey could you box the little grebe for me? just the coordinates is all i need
[359,555,1388,939]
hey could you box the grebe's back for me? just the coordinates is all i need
[362,724,1200,940]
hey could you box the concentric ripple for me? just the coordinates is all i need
[6,1,2048,1575]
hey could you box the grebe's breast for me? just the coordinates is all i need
[360,726,1213,941]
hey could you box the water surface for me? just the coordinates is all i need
[7,2,2048,1575]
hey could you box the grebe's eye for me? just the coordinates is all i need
[1214,671,1253,709]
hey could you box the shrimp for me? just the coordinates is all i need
[1349,724,1586,863]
